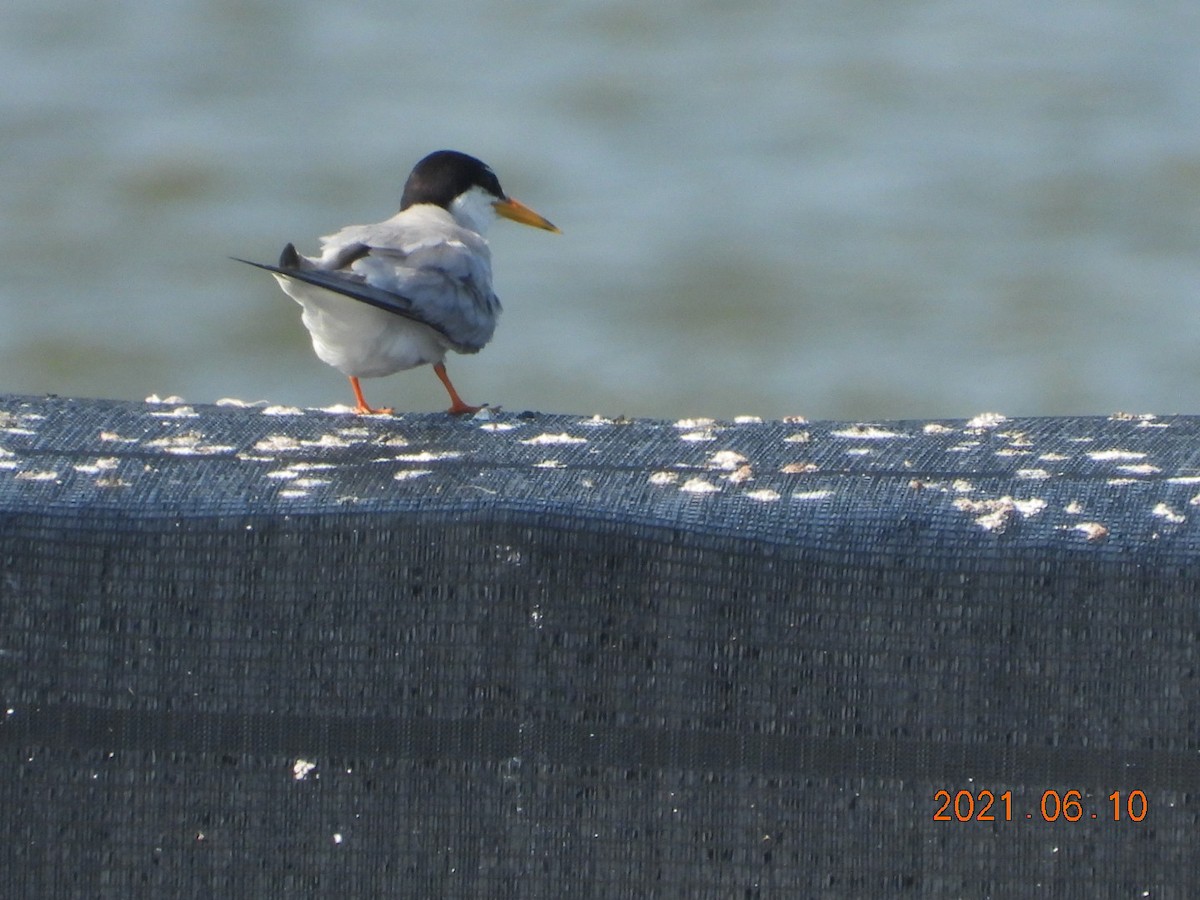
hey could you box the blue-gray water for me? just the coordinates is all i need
[3,2,1199,421]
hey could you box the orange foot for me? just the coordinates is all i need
[434,362,481,416]
[348,376,393,415]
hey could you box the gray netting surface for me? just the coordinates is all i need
[1,394,1198,897]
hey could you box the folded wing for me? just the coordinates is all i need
[236,216,501,354]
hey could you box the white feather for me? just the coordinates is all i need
[276,201,502,379]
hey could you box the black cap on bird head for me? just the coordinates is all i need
[400,150,506,211]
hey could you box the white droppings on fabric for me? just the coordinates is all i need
[337,427,371,438]
[293,760,317,780]
[15,470,59,482]
[708,450,748,471]
[147,433,199,451]
[0,411,42,434]
[215,398,265,408]
[780,462,818,474]
[674,418,715,429]
[782,415,808,425]
[268,462,335,480]
[845,448,873,456]
[479,422,519,432]
[302,434,352,448]
[470,406,496,421]
[726,465,753,485]
[734,415,762,424]
[534,460,565,469]
[99,431,139,444]
[965,412,1007,428]
[1015,468,1051,480]
[783,431,811,444]
[255,434,302,452]
[954,496,1047,532]
[1109,411,1156,422]
[946,442,982,453]
[149,406,199,419]
[792,489,833,500]
[1152,503,1186,524]
[0,459,16,471]
[394,469,433,481]
[1115,464,1160,476]
[279,489,310,498]
[679,430,717,443]
[1089,450,1147,462]
[378,434,410,446]
[292,478,330,489]
[1064,500,1085,515]
[146,434,236,456]
[977,509,1014,532]
[1190,494,1200,506]
[908,479,973,494]
[306,434,353,449]
[144,394,186,405]
[998,431,1033,446]
[1106,478,1139,486]
[744,488,780,502]
[392,450,462,462]
[521,433,587,446]
[262,405,305,416]
[922,423,955,434]
[1168,476,1200,485]
[994,448,1032,457]
[585,413,633,427]
[1038,452,1070,462]
[831,425,906,440]
[94,476,129,488]
[73,458,120,475]
[1017,498,1047,516]
[1073,522,1109,541]
[680,477,719,494]
[649,471,678,485]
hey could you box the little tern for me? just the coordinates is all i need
[237,150,558,414]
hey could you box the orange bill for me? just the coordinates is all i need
[493,196,560,232]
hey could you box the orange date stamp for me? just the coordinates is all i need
[933,789,1148,823]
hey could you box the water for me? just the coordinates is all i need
[2,1,1198,422]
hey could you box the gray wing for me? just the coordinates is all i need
[330,221,501,353]
[233,244,458,345]
[237,214,500,353]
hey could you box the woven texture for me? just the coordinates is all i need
[1,395,1198,897]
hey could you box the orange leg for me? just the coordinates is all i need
[433,362,480,415]
[348,376,393,415]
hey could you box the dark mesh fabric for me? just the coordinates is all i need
[1,395,1197,897]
